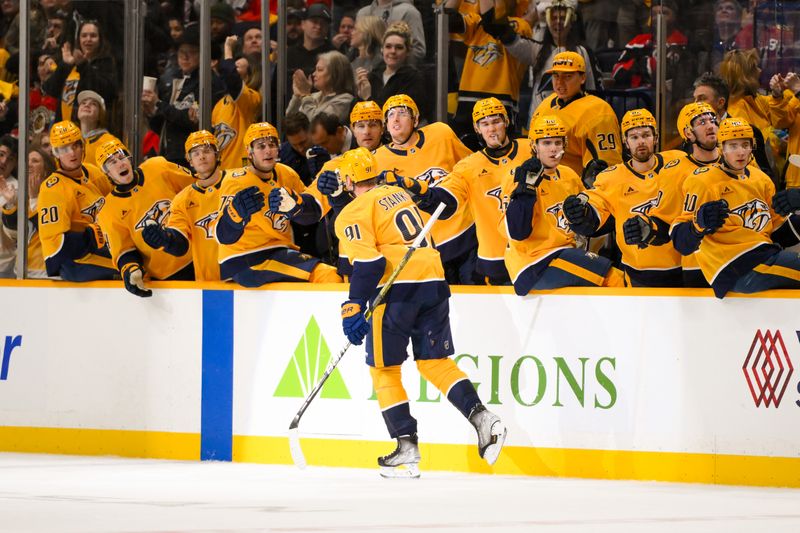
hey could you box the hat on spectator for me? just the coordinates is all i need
[177,22,200,47]
[305,3,332,21]
[77,90,106,112]
[546,51,585,74]
[287,7,304,21]
[210,2,236,25]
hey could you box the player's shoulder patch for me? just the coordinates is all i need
[692,166,710,175]
[45,176,59,188]
[601,165,617,173]
[663,158,681,169]
[231,169,247,177]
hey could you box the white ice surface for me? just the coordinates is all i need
[1,453,800,533]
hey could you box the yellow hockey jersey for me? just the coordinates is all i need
[458,13,532,106]
[216,163,306,265]
[37,167,114,272]
[60,67,80,122]
[335,184,445,292]
[531,93,622,176]
[212,88,262,170]
[673,164,785,285]
[97,157,194,279]
[85,131,123,170]
[1,202,46,277]
[373,122,474,260]
[166,172,227,281]
[303,157,340,218]
[502,166,585,282]
[437,139,533,276]
[586,154,683,272]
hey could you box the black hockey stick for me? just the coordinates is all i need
[288,202,447,468]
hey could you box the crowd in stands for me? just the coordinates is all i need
[0,0,799,297]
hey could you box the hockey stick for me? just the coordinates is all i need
[288,202,447,469]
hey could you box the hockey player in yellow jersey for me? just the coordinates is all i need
[563,109,684,287]
[530,51,622,187]
[391,97,532,283]
[671,119,800,298]
[215,122,342,287]
[503,114,624,293]
[375,94,478,284]
[96,139,196,297]
[334,147,506,478]
[37,120,117,281]
[141,130,226,281]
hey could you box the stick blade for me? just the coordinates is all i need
[789,154,800,168]
[288,427,307,469]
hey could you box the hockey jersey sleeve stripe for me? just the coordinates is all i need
[550,257,605,286]
[752,261,800,282]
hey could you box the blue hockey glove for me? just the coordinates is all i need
[317,170,343,197]
[694,199,729,234]
[341,299,370,345]
[268,187,303,218]
[772,189,800,217]
[228,185,265,224]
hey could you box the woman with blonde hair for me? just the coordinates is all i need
[349,15,386,73]
[288,50,356,124]
[355,22,427,121]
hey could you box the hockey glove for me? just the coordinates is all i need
[341,299,370,345]
[694,199,729,235]
[228,185,265,224]
[511,157,544,199]
[581,159,609,188]
[563,193,590,226]
[142,220,171,249]
[121,263,152,298]
[84,223,106,253]
[622,215,655,248]
[385,171,429,196]
[772,189,800,216]
[268,187,303,218]
[317,170,344,197]
[306,145,331,177]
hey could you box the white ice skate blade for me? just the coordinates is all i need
[482,421,508,466]
[379,463,421,479]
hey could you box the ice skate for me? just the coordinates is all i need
[378,433,421,478]
[469,405,507,466]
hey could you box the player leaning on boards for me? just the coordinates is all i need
[503,115,625,293]
[214,122,342,287]
[334,147,506,478]
[96,139,196,297]
[37,120,117,281]
[529,51,622,188]
[671,118,800,298]
[141,130,227,281]
[387,97,532,285]
[563,109,685,287]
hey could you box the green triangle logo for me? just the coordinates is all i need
[273,316,350,399]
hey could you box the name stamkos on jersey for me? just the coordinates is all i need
[80,197,105,222]
[195,211,220,239]
[630,190,663,216]
[134,199,172,229]
[378,191,411,211]
[546,202,570,231]
[729,198,771,232]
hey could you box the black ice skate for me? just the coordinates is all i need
[469,405,507,466]
[378,433,421,478]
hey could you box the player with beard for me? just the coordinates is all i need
[563,109,685,287]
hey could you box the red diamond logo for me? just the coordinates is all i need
[742,329,794,408]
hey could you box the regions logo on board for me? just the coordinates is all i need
[742,329,795,408]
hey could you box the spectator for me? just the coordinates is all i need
[0,134,17,277]
[240,24,263,56]
[42,18,118,125]
[711,0,745,68]
[505,0,600,128]
[310,112,357,159]
[210,2,236,47]
[356,22,427,121]
[30,52,58,136]
[348,15,386,73]
[287,50,356,124]
[279,112,314,185]
[77,90,122,168]
[286,7,305,47]
[356,0,426,62]
[142,23,226,166]
[579,0,618,50]
[333,12,356,55]
[767,72,800,188]
[1,147,56,278]
[42,12,66,54]
[286,3,335,98]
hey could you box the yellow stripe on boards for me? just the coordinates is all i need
[232,435,800,488]
[0,426,200,460]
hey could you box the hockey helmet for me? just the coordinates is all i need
[546,51,585,74]
[350,101,384,126]
[50,120,83,150]
[243,122,279,149]
[677,102,717,140]
[337,147,378,184]
[472,97,508,125]
[96,138,131,173]
[185,129,218,155]
[717,118,754,145]
[382,94,419,120]
[528,114,568,143]
[620,108,657,137]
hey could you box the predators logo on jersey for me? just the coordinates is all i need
[134,200,172,230]
[80,197,105,221]
[630,190,663,216]
[415,167,449,186]
[546,202,569,231]
[265,210,291,232]
[730,199,771,232]
[470,42,502,67]
[194,211,220,239]
[214,121,236,152]
[485,186,508,211]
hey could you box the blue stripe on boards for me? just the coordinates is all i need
[201,290,234,461]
